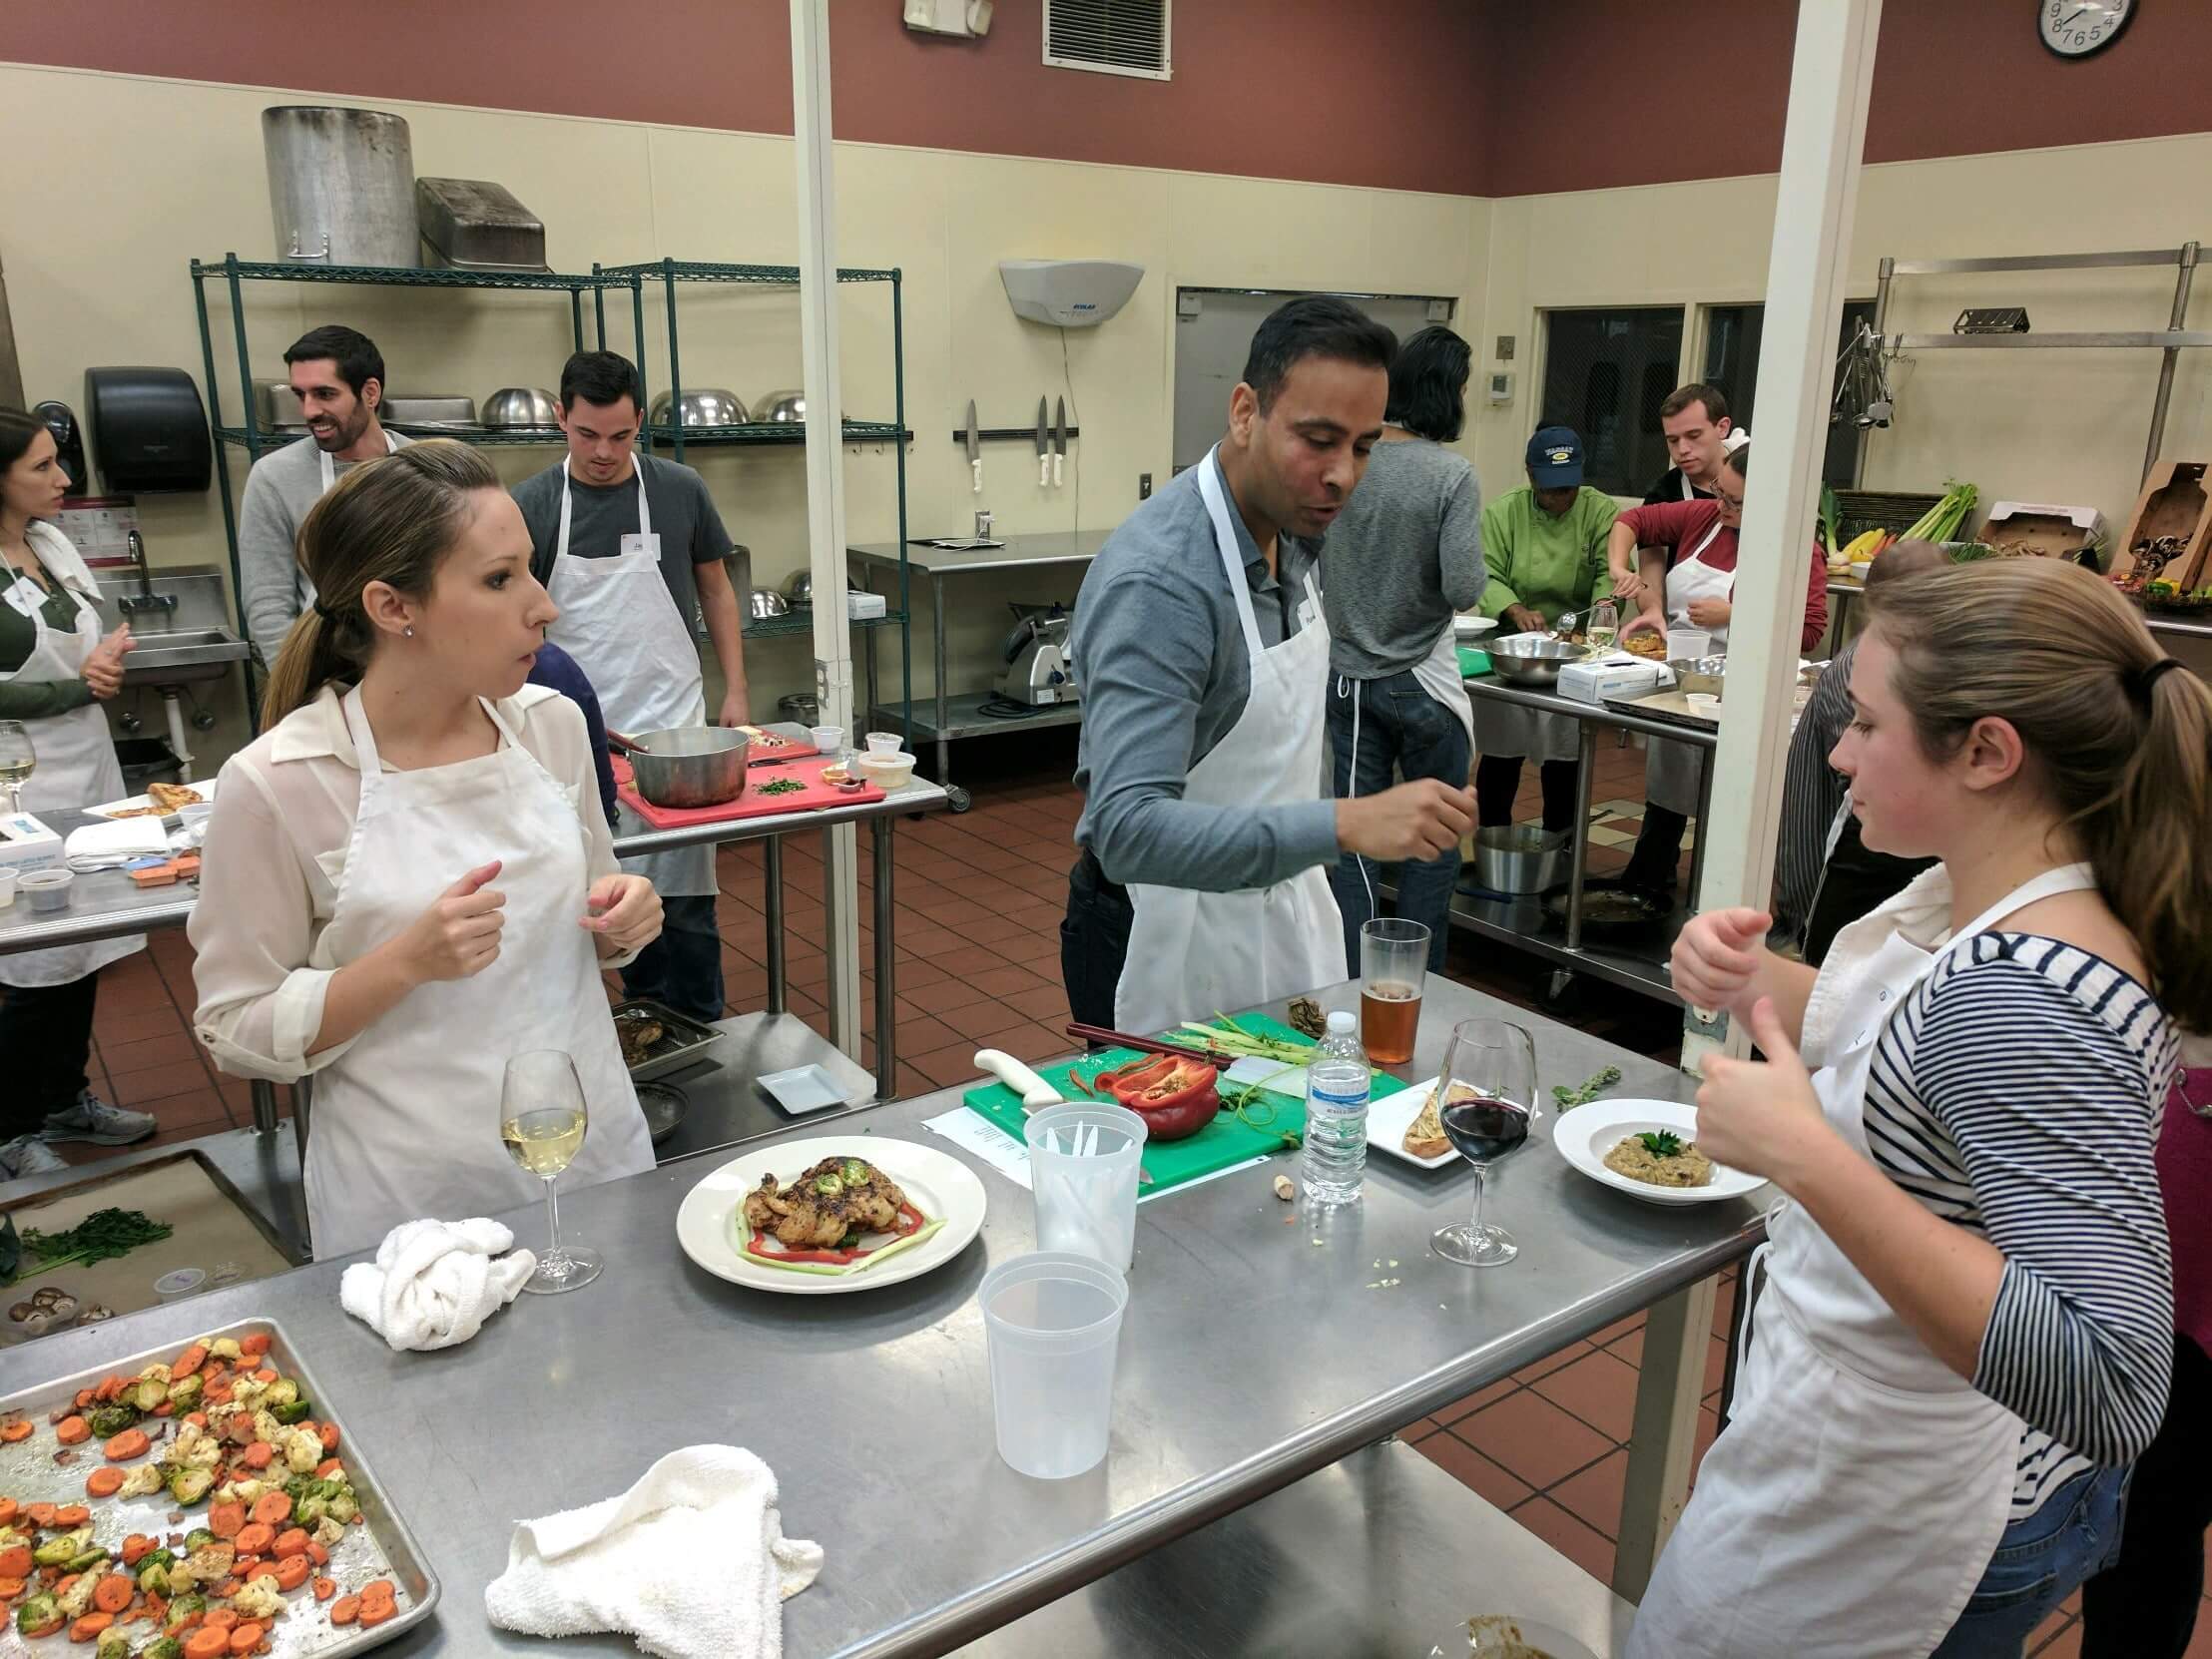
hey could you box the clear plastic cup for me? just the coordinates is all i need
[808,724,844,755]
[980,1252,1128,1479]
[864,731,903,755]
[1665,628,1712,663]
[1025,1103,1147,1271]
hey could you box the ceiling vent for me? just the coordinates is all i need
[1043,0,1171,81]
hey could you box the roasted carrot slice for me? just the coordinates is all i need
[0,1497,20,1525]
[309,1576,335,1601]
[0,1545,31,1578]
[232,1523,274,1556]
[92,1573,134,1614]
[228,1624,264,1656]
[53,1416,90,1445]
[94,1376,125,1403]
[184,1629,230,1659]
[275,1555,311,1591]
[313,1458,342,1481]
[327,1595,360,1626]
[171,1343,209,1380]
[69,1611,116,1642]
[50,1505,89,1527]
[249,1492,290,1528]
[315,1422,339,1453]
[239,1441,274,1472]
[207,1502,247,1540]
[84,1468,126,1499]
[0,1420,33,1442]
[269,1527,308,1559]
[237,1334,271,1359]
[304,1540,328,1568]
[24,1501,59,1528]
[202,1607,239,1632]
[121,1534,155,1567]
[104,1428,151,1462]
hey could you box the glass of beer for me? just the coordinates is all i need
[1359,918,1429,1065]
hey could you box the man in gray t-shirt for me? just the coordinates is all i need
[237,324,411,668]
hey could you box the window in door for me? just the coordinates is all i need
[1536,307,1686,497]
[1701,300,1877,487]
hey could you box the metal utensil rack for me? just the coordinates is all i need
[189,254,643,719]
[595,260,914,734]
[1872,243,2204,483]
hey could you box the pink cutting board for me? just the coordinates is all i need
[616,755,884,829]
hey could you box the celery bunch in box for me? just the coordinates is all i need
[1902,480,1978,545]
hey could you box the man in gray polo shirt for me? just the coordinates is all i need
[237,324,410,668]
[1063,296,1477,1034]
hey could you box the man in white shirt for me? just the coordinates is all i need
[237,325,410,667]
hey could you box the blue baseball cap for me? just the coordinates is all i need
[1525,426,1585,488]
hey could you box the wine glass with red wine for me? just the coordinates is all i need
[1430,1018,1537,1268]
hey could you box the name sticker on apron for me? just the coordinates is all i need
[3,577,44,619]
[620,533,662,561]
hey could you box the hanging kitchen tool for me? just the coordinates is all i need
[1054,396,1068,487]
[965,400,982,493]
[1035,396,1051,486]
[1831,319,1895,429]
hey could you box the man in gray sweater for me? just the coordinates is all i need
[237,325,409,669]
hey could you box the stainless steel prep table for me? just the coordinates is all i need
[0,737,948,1115]
[12,973,1758,1656]
[1457,677,1715,1005]
[847,530,1110,811]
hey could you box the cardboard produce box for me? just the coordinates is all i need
[2109,461,2212,592]
[1979,501,2107,565]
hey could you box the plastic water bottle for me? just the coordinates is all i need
[1303,1010,1371,1207]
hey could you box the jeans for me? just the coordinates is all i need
[1325,670,1470,974]
[1060,850,1134,1033]
[619,892,725,1023]
[1931,1466,2130,1658]
[2079,1333,2212,1658]
[0,972,97,1137]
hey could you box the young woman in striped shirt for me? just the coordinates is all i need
[1630,559,2211,1659]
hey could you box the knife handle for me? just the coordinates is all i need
[1053,453,1064,487]
[1039,453,1052,487]
[971,458,983,494]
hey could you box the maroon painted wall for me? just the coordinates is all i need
[6,1,2210,198]
[1481,0,2212,196]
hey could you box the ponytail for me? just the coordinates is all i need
[1865,559,2212,1028]
[257,439,501,726]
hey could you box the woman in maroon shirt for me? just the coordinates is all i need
[1610,445,1829,894]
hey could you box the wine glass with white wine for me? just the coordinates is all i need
[500,1049,601,1294]
[0,721,34,816]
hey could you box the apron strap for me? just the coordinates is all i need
[555,455,653,566]
[1195,446,1266,666]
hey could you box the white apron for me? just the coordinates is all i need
[542,458,715,897]
[1645,517,1732,816]
[1629,861,2096,1659]
[299,431,401,616]
[300,687,655,1260]
[1114,451,1347,1036]
[0,523,142,988]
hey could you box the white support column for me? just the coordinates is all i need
[791,0,862,1052]
[1682,0,1884,1073]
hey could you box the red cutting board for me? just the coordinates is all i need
[616,755,884,829]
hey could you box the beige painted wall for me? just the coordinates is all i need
[0,61,1487,764]
[1466,132,2212,533]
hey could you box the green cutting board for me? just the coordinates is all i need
[1458,646,1492,678]
[960,1013,1412,1196]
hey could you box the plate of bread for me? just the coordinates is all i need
[1366,1075,1461,1170]
[85,779,214,822]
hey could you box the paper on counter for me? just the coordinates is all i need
[919,1107,1271,1203]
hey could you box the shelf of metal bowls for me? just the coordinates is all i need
[1484,633,1581,690]
[1471,826,1569,894]
[650,387,750,427]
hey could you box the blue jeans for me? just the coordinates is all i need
[618,892,725,1023]
[1325,670,1470,975]
[1930,1467,2130,1658]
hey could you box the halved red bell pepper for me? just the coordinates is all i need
[1094,1055,1220,1141]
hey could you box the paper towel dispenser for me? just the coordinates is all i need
[998,260,1144,328]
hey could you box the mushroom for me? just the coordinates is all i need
[8,1301,32,1323]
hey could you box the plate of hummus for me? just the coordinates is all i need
[1551,1099,1767,1207]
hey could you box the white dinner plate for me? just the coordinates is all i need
[1452,613,1498,640]
[1365,1076,1459,1171]
[1428,1613,1599,1659]
[675,1133,987,1295]
[84,776,218,822]
[1551,1099,1768,1207]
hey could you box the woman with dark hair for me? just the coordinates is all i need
[191,441,661,1262]
[0,407,156,1179]
[1318,324,1484,970]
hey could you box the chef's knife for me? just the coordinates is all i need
[1053,397,1067,487]
[1035,396,1051,487]
[975,1048,1155,1184]
[965,400,982,494]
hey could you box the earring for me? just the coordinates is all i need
[403,626,414,639]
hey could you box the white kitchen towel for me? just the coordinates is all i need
[64,817,169,869]
[484,1444,824,1659]
[337,1217,536,1352]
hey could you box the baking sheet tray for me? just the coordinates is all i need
[0,1316,439,1654]
[613,998,726,1082]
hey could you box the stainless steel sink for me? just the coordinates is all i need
[92,567,253,686]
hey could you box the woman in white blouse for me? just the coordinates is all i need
[191,440,661,1260]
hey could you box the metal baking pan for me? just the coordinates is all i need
[612,998,726,1081]
[0,1316,439,1654]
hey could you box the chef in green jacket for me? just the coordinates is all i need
[1472,426,1617,834]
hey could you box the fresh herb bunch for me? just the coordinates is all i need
[1553,1065,1623,1111]
[759,778,805,797]
[1637,1131,1685,1158]
[11,1208,174,1281]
